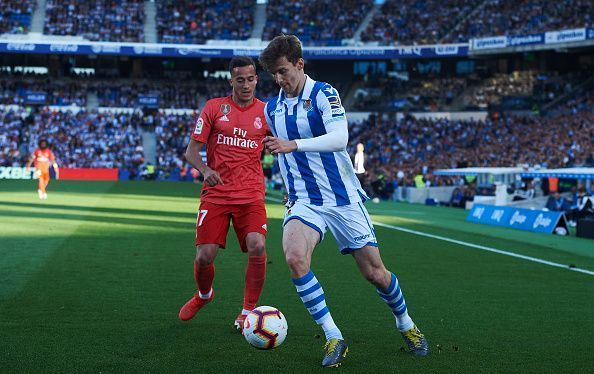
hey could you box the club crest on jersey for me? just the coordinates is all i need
[220,104,231,122]
[303,99,313,112]
[254,116,263,129]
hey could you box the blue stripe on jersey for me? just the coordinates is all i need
[281,154,297,201]
[306,87,350,205]
[266,100,278,136]
[285,105,323,205]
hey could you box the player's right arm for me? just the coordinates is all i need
[185,139,223,186]
[25,153,35,172]
[186,100,223,187]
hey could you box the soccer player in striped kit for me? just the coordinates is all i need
[259,35,428,367]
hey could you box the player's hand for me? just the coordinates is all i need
[201,167,224,186]
[55,169,60,180]
[263,136,297,155]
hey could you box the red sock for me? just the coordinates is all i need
[243,255,266,310]
[194,261,215,296]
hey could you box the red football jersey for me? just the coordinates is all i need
[33,148,55,173]
[191,96,269,205]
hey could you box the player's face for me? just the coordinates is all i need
[39,141,48,149]
[230,65,258,105]
[271,57,305,98]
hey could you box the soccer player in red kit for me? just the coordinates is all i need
[26,138,59,200]
[179,56,270,330]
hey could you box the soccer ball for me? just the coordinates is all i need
[243,306,288,349]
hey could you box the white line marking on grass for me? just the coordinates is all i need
[373,221,594,276]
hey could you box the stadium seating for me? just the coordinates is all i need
[445,0,594,43]
[262,0,373,45]
[0,75,87,106]
[348,111,594,186]
[0,1,35,34]
[353,76,467,111]
[360,0,476,45]
[156,0,255,44]
[44,0,145,42]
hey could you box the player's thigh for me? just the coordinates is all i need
[196,201,231,249]
[325,202,378,255]
[230,202,267,253]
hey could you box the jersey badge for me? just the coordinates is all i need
[254,116,263,129]
[303,98,313,112]
[219,103,231,122]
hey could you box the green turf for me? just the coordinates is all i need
[1,180,593,373]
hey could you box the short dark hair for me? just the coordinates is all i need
[228,56,257,75]
[259,34,302,73]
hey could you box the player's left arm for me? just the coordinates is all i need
[263,84,348,154]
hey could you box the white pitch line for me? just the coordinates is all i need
[373,221,594,277]
[265,195,594,276]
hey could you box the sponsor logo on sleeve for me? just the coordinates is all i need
[194,117,204,135]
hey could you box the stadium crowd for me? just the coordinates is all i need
[348,111,594,189]
[354,76,467,111]
[445,0,594,43]
[44,0,145,42]
[0,75,87,107]
[0,0,35,34]
[361,0,475,45]
[157,0,254,44]
[262,0,373,45]
[0,107,144,175]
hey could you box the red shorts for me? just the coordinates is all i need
[195,200,267,252]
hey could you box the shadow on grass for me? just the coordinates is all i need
[0,208,192,230]
[0,200,196,220]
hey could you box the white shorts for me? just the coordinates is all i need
[283,200,378,254]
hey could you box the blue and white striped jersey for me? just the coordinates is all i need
[264,75,367,207]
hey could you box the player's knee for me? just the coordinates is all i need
[247,240,266,256]
[284,251,309,276]
[196,248,217,266]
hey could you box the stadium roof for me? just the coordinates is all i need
[434,167,524,176]
[520,168,594,179]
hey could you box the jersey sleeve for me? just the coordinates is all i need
[264,101,277,137]
[191,100,215,143]
[49,150,56,163]
[316,83,347,128]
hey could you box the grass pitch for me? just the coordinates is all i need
[1,180,593,373]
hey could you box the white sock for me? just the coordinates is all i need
[395,312,414,332]
[321,315,343,341]
[198,289,212,299]
[241,308,251,315]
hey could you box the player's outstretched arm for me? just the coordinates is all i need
[262,121,348,154]
[53,163,59,180]
[185,138,223,186]
[25,154,34,172]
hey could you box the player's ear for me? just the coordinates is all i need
[296,58,305,71]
